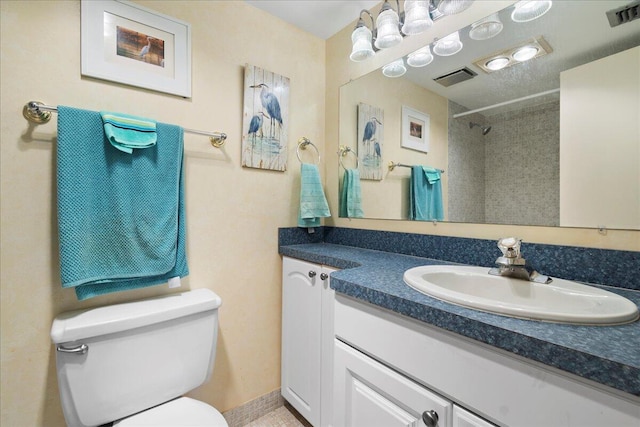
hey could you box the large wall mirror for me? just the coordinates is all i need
[338,1,639,230]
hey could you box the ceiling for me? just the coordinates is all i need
[244,0,380,39]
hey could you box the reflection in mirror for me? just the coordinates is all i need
[338,1,639,230]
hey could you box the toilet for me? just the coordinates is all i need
[50,288,228,427]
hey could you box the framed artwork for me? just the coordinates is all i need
[357,103,384,181]
[401,105,430,153]
[81,0,191,97]
[242,64,290,171]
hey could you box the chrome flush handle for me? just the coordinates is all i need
[56,344,88,355]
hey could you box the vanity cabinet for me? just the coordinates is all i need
[334,294,640,427]
[281,257,337,427]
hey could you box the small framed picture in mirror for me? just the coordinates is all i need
[401,105,430,153]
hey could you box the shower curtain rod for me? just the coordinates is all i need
[452,88,560,119]
[22,101,228,147]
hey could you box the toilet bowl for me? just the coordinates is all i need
[114,397,227,426]
[50,289,228,427]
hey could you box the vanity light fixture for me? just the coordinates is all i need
[433,31,463,56]
[511,0,553,23]
[407,45,434,67]
[382,58,407,77]
[473,36,552,73]
[468,13,503,40]
[349,0,472,63]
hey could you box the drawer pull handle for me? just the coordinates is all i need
[56,344,88,355]
[308,271,317,278]
[320,273,328,280]
[422,410,439,427]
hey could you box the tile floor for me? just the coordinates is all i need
[242,403,312,427]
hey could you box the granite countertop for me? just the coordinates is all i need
[279,243,640,398]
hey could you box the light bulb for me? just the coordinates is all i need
[375,8,402,49]
[511,1,552,23]
[382,58,407,77]
[407,46,434,67]
[485,57,509,71]
[350,25,375,62]
[436,0,474,15]
[402,0,433,36]
[433,31,463,56]
[513,45,539,62]
[469,13,503,41]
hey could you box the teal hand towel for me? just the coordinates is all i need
[409,166,444,221]
[339,169,364,218]
[298,163,331,228]
[100,111,157,154]
[57,106,188,300]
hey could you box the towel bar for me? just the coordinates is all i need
[296,137,320,164]
[22,101,228,148]
[388,161,444,173]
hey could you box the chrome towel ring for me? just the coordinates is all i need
[296,137,320,164]
[338,145,358,170]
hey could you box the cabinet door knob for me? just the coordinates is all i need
[320,273,328,280]
[422,410,439,427]
[308,271,317,278]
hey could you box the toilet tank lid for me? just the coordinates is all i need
[51,288,222,344]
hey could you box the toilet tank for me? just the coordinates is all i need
[50,289,222,427]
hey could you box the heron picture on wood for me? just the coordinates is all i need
[242,64,290,171]
[357,103,384,180]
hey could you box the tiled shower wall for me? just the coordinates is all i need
[484,101,560,226]
[448,102,486,223]
[448,100,560,226]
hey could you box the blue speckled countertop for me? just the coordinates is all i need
[279,243,640,397]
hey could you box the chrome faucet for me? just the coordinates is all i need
[488,237,552,284]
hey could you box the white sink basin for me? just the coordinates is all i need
[403,265,639,325]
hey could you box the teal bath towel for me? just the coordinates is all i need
[409,166,444,221]
[339,169,364,218]
[100,111,157,154]
[57,106,188,300]
[298,163,331,228]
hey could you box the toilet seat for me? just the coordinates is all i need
[114,397,228,426]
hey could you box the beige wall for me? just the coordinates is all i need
[0,1,324,425]
[325,0,640,251]
[560,46,640,230]
[340,70,448,219]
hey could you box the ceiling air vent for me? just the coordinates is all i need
[606,0,639,27]
[433,67,477,87]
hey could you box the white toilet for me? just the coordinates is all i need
[50,288,229,427]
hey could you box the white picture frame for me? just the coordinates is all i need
[81,0,191,97]
[401,105,430,153]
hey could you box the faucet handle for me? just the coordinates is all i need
[497,237,522,259]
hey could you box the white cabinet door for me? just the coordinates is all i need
[452,406,496,427]
[334,339,452,427]
[282,257,337,427]
[282,257,322,426]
